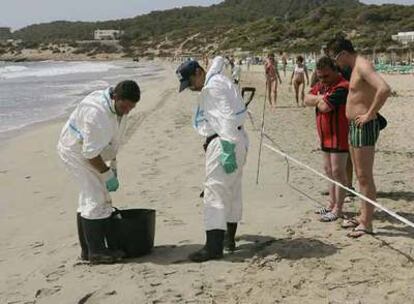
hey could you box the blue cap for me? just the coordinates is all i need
[176,60,200,92]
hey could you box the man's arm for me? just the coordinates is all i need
[359,59,391,119]
[304,94,319,107]
[88,155,110,173]
[89,155,119,191]
[316,99,331,113]
[304,94,331,112]
[203,85,240,143]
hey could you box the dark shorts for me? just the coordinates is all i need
[349,118,380,147]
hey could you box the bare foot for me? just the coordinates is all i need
[347,224,374,238]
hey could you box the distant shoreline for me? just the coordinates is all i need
[0,50,129,62]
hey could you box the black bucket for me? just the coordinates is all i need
[112,208,156,258]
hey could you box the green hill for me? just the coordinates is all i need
[9,0,414,55]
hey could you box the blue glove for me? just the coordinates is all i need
[220,140,238,174]
[101,169,119,192]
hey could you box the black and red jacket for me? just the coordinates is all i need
[310,76,349,152]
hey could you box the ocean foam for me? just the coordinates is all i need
[0,62,119,79]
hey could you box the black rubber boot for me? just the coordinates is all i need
[189,230,225,263]
[105,217,126,261]
[224,222,238,252]
[76,213,89,261]
[81,217,119,264]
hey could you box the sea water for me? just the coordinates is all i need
[0,60,164,138]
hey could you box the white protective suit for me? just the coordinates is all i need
[57,88,127,219]
[195,56,249,231]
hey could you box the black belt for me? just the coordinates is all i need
[203,126,242,152]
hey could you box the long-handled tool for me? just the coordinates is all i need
[242,87,256,108]
[255,82,268,185]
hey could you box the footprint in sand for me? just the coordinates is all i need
[42,264,67,283]
[163,218,185,226]
[30,241,44,249]
[35,285,62,299]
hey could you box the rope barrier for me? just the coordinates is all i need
[248,102,414,229]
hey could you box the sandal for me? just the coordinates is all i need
[315,207,332,215]
[341,218,359,229]
[347,226,374,238]
[320,212,340,222]
[346,187,357,198]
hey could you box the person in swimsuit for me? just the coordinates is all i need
[290,55,309,107]
[338,65,357,198]
[328,37,391,238]
[264,53,282,110]
[280,51,288,78]
[305,57,350,222]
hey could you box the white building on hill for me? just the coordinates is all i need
[94,29,124,40]
[392,32,414,45]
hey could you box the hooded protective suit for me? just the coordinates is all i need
[195,56,249,231]
[57,88,127,219]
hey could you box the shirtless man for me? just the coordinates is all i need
[264,53,282,110]
[328,38,391,238]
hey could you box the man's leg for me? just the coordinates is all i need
[225,141,247,252]
[349,146,376,234]
[190,138,226,262]
[76,212,88,260]
[320,152,343,221]
[79,172,125,264]
[330,153,349,217]
[346,155,353,188]
[59,152,120,263]
[323,152,335,210]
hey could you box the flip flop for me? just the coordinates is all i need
[344,196,353,203]
[315,207,332,215]
[347,227,374,238]
[341,218,359,229]
[345,187,356,197]
[320,212,339,222]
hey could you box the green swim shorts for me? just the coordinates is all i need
[349,118,380,147]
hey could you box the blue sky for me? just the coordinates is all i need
[1,0,412,30]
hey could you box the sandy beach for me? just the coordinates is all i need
[0,62,413,304]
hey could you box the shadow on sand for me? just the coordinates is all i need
[128,234,339,265]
